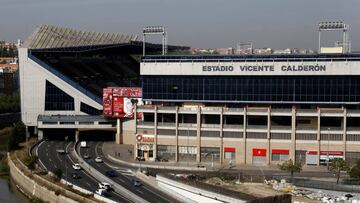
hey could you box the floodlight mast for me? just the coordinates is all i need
[318,21,350,53]
[142,26,167,56]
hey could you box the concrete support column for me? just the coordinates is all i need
[243,107,247,164]
[343,108,347,160]
[196,107,201,163]
[38,129,43,140]
[220,108,224,164]
[175,106,179,162]
[116,118,121,144]
[267,107,271,165]
[291,106,296,162]
[154,106,158,160]
[75,130,79,142]
[317,107,321,166]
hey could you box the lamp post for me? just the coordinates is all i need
[327,127,330,170]
[64,136,68,185]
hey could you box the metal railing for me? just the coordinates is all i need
[272,176,360,193]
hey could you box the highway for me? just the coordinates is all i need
[79,141,178,203]
[37,140,130,203]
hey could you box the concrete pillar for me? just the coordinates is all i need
[267,107,271,165]
[175,106,179,162]
[317,107,321,166]
[343,108,347,160]
[220,108,224,164]
[116,118,121,144]
[75,130,79,142]
[38,129,43,141]
[154,106,158,160]
[291,106,296,162]
[196,106,201,163]
[243,107,247,164]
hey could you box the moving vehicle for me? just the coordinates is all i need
[95,188,107,196]
[72,163,81,170]
[99,182,112,191]
[136,156,145,161]
[56,149,66,154]
[105,170,118,177]
[83,153,90,159]
[95,157,103,163]
[72,173,81,179]
[80,141,87,148]
[133,180,142,187]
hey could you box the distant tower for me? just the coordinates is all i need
[142,26,167,56]
[318,21,350,53]
[237,42,253,55]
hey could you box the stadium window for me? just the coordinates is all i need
[80,102,102,115]
[45,80,74,111]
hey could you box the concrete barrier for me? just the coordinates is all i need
[107,154,208,171]
[73,141,148,203]
[8,153,92,203]
[156,175,246,203]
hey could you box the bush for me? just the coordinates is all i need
[52,168,63,180]
[0,158,9,174]
[7,121,26,152]
[24,155,38,170]
[349,160,360,179]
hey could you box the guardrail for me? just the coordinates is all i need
[73,141,148,203]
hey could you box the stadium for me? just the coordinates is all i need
[20,24,360,166]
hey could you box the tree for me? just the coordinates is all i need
[278,159,302,177]
[330,158,350,184]
[53,168,63,180]
[349,160,360,179]
[24,155,38,170]
[6,121,26,151]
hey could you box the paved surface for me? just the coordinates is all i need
[37,140,130,203]
[79,141,179,203]
[102,142,339,179]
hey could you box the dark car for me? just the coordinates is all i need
[72,173,81,179]
[105,170,118,177]
[133,180,142,187]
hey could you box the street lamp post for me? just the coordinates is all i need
[327,127,330,170]
[64,136,68,185]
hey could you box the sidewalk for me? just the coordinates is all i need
[102,142,332,174]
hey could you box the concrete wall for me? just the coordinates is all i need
[19,48,101,127]
[8,154,91,203]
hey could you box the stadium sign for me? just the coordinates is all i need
[141,61,358,76]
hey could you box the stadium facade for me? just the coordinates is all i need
[19,24,360,166]
[19,24,187,141]
[136,55,360,166]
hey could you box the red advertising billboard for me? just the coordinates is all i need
[112,87,142,97]
[103,88,113,116]
[103,87,143,118]
[253,148,266,157]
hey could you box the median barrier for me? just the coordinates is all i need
[107,154,208,171]
[73,141,149,203]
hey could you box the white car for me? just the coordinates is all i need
[95,157,103,163]
[98,182,111,191]
[95,188,107,196]
[72,163,81,170]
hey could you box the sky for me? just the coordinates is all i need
[0,0,359,50]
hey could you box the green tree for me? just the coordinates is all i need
[7,121,26,151]
[278,159,302,177]
[349,160,360,179]
[330,158,350,184]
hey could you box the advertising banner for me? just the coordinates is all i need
[112,87,143,97]
[102,88,113,116]
[253,148,267,157]
[112,97,124,117]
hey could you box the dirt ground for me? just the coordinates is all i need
[204,177,320,203]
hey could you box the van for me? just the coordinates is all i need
[80,141,87,148]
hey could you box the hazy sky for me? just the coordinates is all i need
[1,0,359,50]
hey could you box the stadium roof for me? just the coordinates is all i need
[23,24,138,49]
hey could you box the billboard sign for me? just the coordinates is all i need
[103,87,143,118]
[103,88,113,116]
